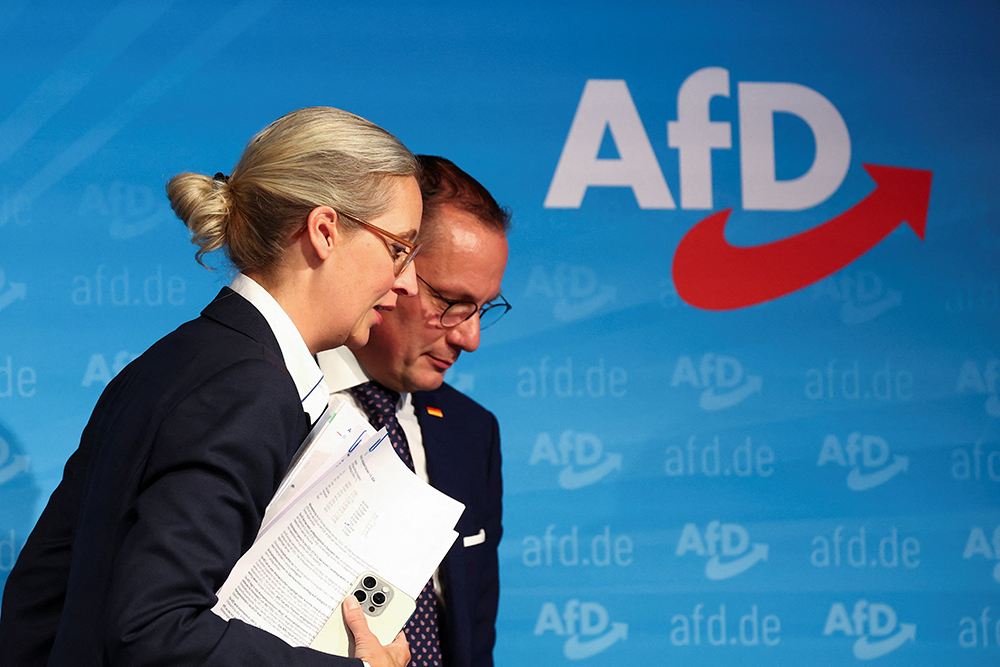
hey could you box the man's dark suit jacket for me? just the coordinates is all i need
[0,289,359,667]
[412,386,502,667]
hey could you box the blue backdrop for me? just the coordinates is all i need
[1,1,998,664]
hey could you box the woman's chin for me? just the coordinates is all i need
[344,305,387,349]
[344,323,374,350]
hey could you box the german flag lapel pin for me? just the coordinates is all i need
[426,406,444,418]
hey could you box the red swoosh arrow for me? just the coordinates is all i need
[672,164,932,310]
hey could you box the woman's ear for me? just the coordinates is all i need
[305,206,339,260]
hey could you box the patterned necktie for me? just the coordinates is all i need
[349,382,444,667]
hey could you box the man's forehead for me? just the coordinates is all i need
[416,223,507,302]
[421,205,506,257]
[423,203,497,243]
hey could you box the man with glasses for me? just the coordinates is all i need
[317,155,510,667]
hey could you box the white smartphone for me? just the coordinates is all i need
[310,572,416,657]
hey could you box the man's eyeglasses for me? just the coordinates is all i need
[418,275,511,329]
[337,210,421,276]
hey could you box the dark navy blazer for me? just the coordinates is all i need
[413,385,502,667]
[0,289,360,667]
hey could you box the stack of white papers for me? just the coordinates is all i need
[212,400,465,649]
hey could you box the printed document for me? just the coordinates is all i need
[212,403,465,648]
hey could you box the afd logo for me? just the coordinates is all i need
[1,356,36,399]
[524,264,616,322]
[950,441,1000,483]
[956,359,1000,418]
[676,521,768,580]
[545,71,932,310]
[817,433,908,491]
[0,186,31,227]
[0,436,29,487]
[0,268,26,314]
[963,526,1000,585]
[671,354,761,410]
[810,270,902,324]
[959,607,1000,649]
[78,182,175,239]
[529,431,621,489]
[823,601,916,661]
[534,600,627,660]
[82,351,138,387]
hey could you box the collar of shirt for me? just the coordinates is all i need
[315,346,416,413]
[315,347,427,481]
[229,272,329,424]
[316,346,370,394]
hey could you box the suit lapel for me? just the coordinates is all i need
[201,287,284,361]
[414,391,467,507]
[413,389,473,666]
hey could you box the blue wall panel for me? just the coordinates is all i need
[1,1,998,664]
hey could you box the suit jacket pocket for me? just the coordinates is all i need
[462,528,486,547]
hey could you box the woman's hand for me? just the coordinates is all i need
[342,594,410,667]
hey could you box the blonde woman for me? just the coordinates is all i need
[1,107,419,667]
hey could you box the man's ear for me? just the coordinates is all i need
[305,206,339,260]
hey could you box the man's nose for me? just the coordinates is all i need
[446,311,481,352]
[392,262,419,297]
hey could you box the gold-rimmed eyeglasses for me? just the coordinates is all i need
[337,210,421,276]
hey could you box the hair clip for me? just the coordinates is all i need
[213,172,230,183]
